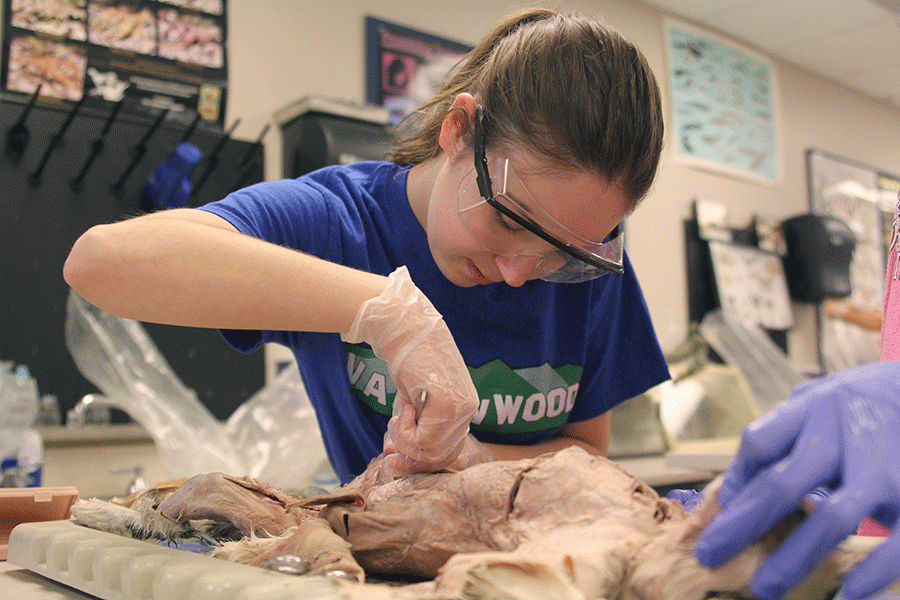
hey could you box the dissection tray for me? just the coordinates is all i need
[1,487,78,560]
[8,520,348,600]
[10,518,900,600]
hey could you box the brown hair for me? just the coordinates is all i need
[388,8,664,210]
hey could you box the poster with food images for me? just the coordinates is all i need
[2,0,227,126]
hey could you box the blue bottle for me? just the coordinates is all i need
[144,142,203,210]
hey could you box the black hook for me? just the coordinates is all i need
[71,98,124,192]
[130,107,169,158]
[111,108,170,194]
[5,84,42,163]
[29,95,85,185]
[230,122,270,193]
[206,118,240,161]
[180,111,202,143]
[189,118,240,202]
[236,122,269,168]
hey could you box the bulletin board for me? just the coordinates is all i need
[807,149,897,372]
[708,240,793,331]
[2,0,228,126]
[684,198,791,354]
[364,16,470,124]
[665,19,780,183]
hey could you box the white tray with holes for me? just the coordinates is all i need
[12,519,900,600]
[8,520,348,600]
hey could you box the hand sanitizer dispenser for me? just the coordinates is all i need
[782,214,856,302]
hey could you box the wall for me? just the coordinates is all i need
[223,0,900,368]
[223,0,900,369]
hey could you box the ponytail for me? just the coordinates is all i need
[388,8,663,209]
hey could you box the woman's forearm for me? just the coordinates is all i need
[63,208,389,332]
[484,412,611,461]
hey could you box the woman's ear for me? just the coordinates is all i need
[438,93,477,158]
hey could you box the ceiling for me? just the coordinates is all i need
[638,0,900,109]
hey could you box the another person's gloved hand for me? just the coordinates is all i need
[342,266,479,473]
[666,488,703,512]
[694,361,900,600]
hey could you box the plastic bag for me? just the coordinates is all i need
[64,290,327,490]
[225,361,327,488]
[699,310,808,415]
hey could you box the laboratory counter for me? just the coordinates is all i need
[1,560,95,600]
[38,423,730,499]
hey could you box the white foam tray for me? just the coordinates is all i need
[8,520,348,600]
[13,520,900,600]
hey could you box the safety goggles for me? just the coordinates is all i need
[456,105,625,283]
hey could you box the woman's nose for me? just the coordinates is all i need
[494,254,540,287]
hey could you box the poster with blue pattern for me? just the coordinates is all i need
[666,20,780,183]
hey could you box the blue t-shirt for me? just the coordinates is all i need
[199,161,669,483]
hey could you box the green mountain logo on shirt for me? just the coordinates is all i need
[346,345,582,435]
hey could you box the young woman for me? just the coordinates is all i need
[64,8,669,484]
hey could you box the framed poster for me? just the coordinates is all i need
[2,0,228,126]
[365,16,470,124]
[807,149,897,372]
[665,19,780,183]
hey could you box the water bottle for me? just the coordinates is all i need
[6,365,38,429]
[36,394,61,426]
[0,457,20,487]
[0,365,41,487]
[144,141,203,210]
[17,428,43,487]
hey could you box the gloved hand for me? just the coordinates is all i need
[342,266,479,473]
[666,488,703,512]
[384,432,494,474]
[694,361,900,600]
[665,486,829,516]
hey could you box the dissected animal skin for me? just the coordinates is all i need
[156,472,316,537]
[318,447,685,580]
[71,446,880,600]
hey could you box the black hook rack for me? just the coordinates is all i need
[2,96,266,422]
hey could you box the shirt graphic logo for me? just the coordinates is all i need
[346,345,582,434]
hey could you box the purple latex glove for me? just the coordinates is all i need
[694,361,900,600]
[667,488,703,512]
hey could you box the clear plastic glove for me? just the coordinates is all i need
[694,361,900,600]
[342,266,479,473]
[384,432,493,474]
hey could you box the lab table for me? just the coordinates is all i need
[1,560,95,600]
